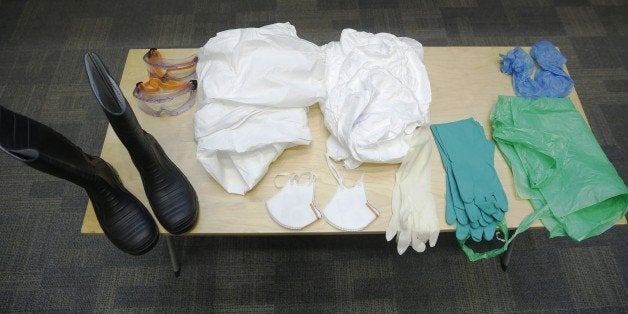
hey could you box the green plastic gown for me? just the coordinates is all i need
[490,95,627,241]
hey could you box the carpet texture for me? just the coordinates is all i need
[0,0,626,312]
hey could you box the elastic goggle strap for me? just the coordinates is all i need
[143,48,198,70]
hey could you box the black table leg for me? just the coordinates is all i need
[500,230,515,271]
[166,236,181,277]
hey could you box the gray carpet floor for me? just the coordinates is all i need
[0,0,627,312]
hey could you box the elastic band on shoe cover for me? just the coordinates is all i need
[143,48,198,81]
[133,79,197,117]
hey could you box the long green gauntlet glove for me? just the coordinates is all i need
[431,118,508,243]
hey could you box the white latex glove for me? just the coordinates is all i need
[386,126,440,254]
[386,167,410,254]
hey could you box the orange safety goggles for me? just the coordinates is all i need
[133,78,197,117]
[143,48,198,81]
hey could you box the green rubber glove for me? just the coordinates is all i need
[431,118,509,242]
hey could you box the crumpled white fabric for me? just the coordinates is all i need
[321,29,431,169]
[194,23,326,195]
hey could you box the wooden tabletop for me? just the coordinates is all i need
[81,47,622,235]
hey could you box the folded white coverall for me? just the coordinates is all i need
[194,23,326,195]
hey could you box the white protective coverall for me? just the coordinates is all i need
[321,29,431,169]
[194,23,326,195]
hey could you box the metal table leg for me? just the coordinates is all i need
[166,236,181,277]
[500,231,515,271]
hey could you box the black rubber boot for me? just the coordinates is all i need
[83,52,198,235]
[0,106,159,255]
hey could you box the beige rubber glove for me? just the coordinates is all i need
[386,126,440,254]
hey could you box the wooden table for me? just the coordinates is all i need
[81,47,624,273]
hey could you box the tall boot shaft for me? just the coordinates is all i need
[1,105,96,187]
[82,52,152,163]
[84,52,198,235]
[0,105,159,255]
